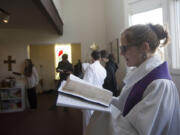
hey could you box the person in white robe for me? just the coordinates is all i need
[24,59,39,110]
[85,24,180,135]
[83,51,107,135]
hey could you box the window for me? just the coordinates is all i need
[171,0,180,69]
[130,8,163,25]
[126,0,180,71]
[55,44,72,79]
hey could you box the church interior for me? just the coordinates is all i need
[0,0,180,135]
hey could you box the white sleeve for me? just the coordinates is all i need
[82,63,90,72]
[83,66,94,84]
[33,66,39,86]
[86,80,178,135]
[111,96,120,107]
[119,79,175,135]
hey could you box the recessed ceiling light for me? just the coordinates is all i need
[0,8,10,24]
[3,15,10,23]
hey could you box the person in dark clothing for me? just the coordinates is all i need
[56,54,73,88]
[100,50,118,96]
[49,54,73,111]
[73,59,83,79]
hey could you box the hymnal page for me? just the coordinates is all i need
[57,80,111,112]
[56,93,111,112]
[60,74,112,106]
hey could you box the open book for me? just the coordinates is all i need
[56,74,113,112]
[12,72,22,76]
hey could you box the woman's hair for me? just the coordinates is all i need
[24,59,34,77]
[121,23,170,52]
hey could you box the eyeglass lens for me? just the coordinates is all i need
[120,46,127,53]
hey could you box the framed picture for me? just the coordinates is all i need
[110,38,120,64]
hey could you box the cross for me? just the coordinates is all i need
[4,56,16,71]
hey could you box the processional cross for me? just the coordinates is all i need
[4,56,16,71]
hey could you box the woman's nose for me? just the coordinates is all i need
[120,50,125,56]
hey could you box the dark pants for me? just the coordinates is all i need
[27,87,37,109]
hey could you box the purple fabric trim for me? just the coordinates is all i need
[123,62,172,116]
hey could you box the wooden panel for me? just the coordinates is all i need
[71,44,81,66]
[110,38,120,64]
[30,44,55,90]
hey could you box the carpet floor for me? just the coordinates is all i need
[0,91,82,135]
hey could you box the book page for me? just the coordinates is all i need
[61,75,112,106]
[56,93,111,112]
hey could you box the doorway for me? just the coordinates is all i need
[28,43,81,92]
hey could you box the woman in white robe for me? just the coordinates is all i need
[24,59,39,110]
[85,24,180,135]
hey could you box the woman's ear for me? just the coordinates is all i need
[140,42,150,53]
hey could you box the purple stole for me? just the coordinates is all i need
[123,62,172,116]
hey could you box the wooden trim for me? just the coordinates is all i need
[33,0,63,35]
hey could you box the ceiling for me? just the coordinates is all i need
[0,0,63,35]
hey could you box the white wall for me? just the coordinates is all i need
[104,0,127,89]
[105,0,126,43]
[59,0,106,61]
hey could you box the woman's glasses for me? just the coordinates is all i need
[120,45,132,53]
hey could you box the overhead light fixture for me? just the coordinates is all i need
[90,42,99,50]
[3,15,10,23]
[0,8,10,24]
